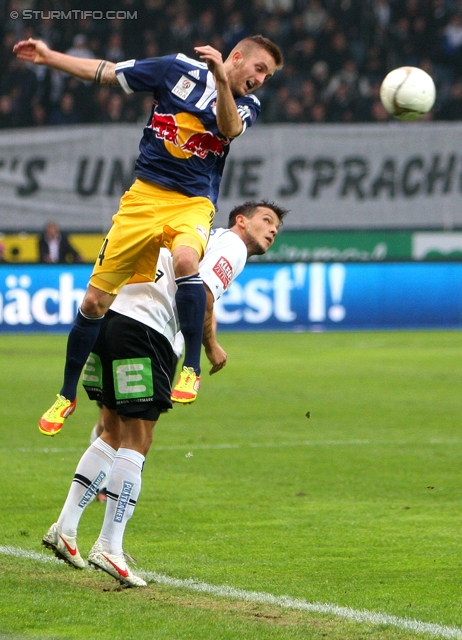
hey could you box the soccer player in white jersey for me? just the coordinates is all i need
[41,200,288,587]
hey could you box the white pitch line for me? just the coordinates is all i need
[5,440,370,454]
[1,545,461,639]
[3,438,462,455]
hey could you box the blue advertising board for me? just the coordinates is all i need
[0,263,461,333]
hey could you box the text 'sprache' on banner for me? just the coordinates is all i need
[1,123,462,231]
[1,263,462,332]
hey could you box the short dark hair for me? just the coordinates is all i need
[236,36,284,68]
[228,200,289,227]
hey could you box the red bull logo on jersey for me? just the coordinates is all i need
[150,111,229,160]
[151,112,179,144]
[181,131,226,159]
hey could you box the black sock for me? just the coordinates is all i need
[60,309,105,401]
[175,274,206,375]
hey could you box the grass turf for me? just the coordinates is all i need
[1,331,462,640]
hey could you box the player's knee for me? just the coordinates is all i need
[172,246,200,277]
[80,298,107,317]
[81,289,113,317]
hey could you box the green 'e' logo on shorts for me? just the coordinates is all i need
[113,358,153,400]
[83,353,102,389]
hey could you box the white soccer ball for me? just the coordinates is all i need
[380,66,436,121]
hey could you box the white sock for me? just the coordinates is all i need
[98,448,145,556]
[57,438,116,537]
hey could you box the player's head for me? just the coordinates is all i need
[225,36,283,97]
[228,200,289,256]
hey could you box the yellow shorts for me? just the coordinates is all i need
[90,179,215,295]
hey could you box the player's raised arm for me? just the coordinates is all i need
[13,38,119,85]
[202,285,227,375]
[194,45,244,138]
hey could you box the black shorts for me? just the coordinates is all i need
[82,310,176,421]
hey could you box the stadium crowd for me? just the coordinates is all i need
[1,0,462,127]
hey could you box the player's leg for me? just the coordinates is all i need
[60,287,114,399]
[88,414,154,588]
[163,203,214,404]
[42,406,119,569]
[173,243,205,371]
[119,183,213,404]
[39,184,162,436]
[87,312,173,587]
[89,403,105,444]
[171,332,184,385]
[38,286,115,437]
[90,403,109,501]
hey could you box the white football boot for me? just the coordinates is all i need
[88,541,147,588]
[42,522,86,569]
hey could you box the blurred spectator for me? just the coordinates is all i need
[325,59,364,99]
[438,81,462,119]
[412,17,432,61]
[143,39,160,59]
[48,92,80,126]
[259,14,287,50]
[441,13,462,68]
[162,12,194,54]
[0,94,17,128]
[290,36,318,74]
[0,57,38,126]
[322,31,350,73]
[193,9,216,45]
[93,86,112,121]
[327,82,356,122]
[280,96,304,122]
[302,0,328,36]
[222,11,248,51]
[308,101,328,123]
[373,0,392,33]
[31,101,47,126]
[300,79,317,117]
[0,241,7,263]
[311,60,330,94]
[38,222,82,264]
[368,98,390,122]
[262,0,293,13]
[2,0,462,127]
[431,0,450,34]
[66,35,95,60]
[264,85,291,122]
[99,93,125,123]
[105,33,126,63]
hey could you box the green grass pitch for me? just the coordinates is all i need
[1,330,462,640]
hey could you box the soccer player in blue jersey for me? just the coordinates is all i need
[13,35,283,431]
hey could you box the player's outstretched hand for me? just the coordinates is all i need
[13,38,50,65]
[194,45,227,84]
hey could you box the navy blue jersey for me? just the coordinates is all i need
[115,54,261,206]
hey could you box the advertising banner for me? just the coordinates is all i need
[255,230,412,262]
[215,262,462,330]
[1,263,461,333]
[2,122,462,231]
[4,230,462,264]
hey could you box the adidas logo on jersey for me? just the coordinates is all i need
[188,69,201,80]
